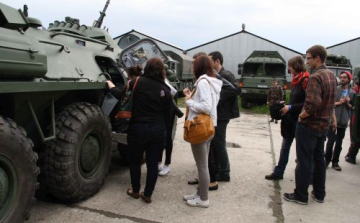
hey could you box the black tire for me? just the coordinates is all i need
[0,116,39,223]
[241,98,249,108]
[44,103,112,202]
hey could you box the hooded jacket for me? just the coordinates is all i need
[185,75,223,126]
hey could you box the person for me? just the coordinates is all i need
[284,45,337,205]
[183,55,222,208]
[207,51,241,184]
[124,58,173,204]
[267,79,284,123]
[106,64,143,96]
[325,71,355,171]
[158,69,184,176]
[345,77,360,164]
[265,56,309,181]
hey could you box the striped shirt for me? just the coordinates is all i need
[300,65,337,132]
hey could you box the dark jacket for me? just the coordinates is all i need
[217,67,241,120]
[111,75,173,129]
[281,78,307,138]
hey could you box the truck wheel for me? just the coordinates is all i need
[0,116,39,223]
[44,103,112,202]
[241,98,250,108]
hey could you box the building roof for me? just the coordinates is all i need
[327,37,360,49]
[185,30,303,55]
[113,29,184,52]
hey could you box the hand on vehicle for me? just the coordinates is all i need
[106,80,115,89]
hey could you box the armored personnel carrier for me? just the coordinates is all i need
[0,1,167,222]
[238,51,288,108]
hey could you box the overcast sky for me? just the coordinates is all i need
[3,0,360,53]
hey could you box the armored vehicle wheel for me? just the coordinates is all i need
[44,103,112,202]
[0,116,39,223]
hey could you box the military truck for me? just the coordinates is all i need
[163,50,194,95]
[238,51,288,108]
[325,54,352,83]
[0,2,168,222]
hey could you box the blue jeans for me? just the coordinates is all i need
[273,137,295,177]
[294,123,327,202]
[127,122,166,197]
[209,119,230,179]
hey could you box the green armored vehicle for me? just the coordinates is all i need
[0,1,168,222]
[325,54,352,83]
[238,51,288,108]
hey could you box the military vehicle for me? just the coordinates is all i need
[114,32,194,96]
[163,50,194,95]
[0,1,168,222]
[238,51,288,108]
[325,54,352,83]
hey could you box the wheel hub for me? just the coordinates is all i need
[80,134,101,177]
[0,168,9,208]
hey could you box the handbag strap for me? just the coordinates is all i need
[185,78,212,119]
[126,76,140,91]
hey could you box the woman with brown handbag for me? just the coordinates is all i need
[182,55,222,208]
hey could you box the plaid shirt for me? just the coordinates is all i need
[300,65,337,132]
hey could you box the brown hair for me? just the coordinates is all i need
[192,55,215,79]
[288,56,306,73]
[306,45,327,63]
[126,64,143,79]
[144,58,165,80]
[193,52,207,60]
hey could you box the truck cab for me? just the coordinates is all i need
[238,51,288,108]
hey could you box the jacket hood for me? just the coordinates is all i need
[195,75,223,93]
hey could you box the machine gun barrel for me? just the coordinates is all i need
[93,0,110,28]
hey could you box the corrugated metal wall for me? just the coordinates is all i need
[327,39,360,69]
[186,32,302,80]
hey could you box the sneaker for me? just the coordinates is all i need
[265,173,283,181]
[345,156,356,165]
[332,163,342,171]
[186,197,209,208]
[159,166,170,176]
[311,190,324,203]
[283,193,308,205]
[158,164,163,172]
[183,193,200,201]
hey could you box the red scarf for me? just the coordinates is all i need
[291,71,310,90]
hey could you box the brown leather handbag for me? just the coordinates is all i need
[183,87,215,144]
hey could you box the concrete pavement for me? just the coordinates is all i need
[26,112,360,223]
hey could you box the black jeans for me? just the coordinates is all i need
[128,122,166,197]
[325,127,346,164]
[209,119,230,180]
[159,115,175,165]
[294,123,327,202]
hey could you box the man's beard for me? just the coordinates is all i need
[341,82,348,87]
